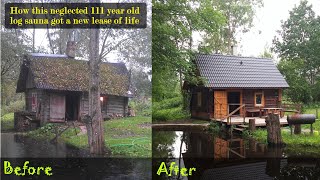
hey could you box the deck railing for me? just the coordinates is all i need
[225,104,246,125]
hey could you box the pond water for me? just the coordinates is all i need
[1,132,90,158]
[153,130,320,179]
[1,133,152,179]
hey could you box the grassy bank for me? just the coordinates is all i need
[26,116,151,157]
[1,113,14,131]
[249,128,320,147]
[153,96,190,121]
[247,127,320,156]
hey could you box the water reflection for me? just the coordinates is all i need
[153,130,320,159]
[1,133,152,179]
[153,130,320,179]
[1,133,90,158]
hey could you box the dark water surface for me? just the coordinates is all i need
[1,132,90,158]
[1,133,152,179]
[152,130,320,179]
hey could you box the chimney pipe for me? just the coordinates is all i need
[231,45,237,56]
[66,41,76,58]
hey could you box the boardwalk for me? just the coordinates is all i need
[215,116,288,127]
[152,123,208,131]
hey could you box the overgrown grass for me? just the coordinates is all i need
[249,128,320,148]
[1,113,14,131]
[26,116,151,158]
[153,96,190,121]
[26,123,80,140]
[302,106,320,130]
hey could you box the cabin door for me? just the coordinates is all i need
[50,94,65,122]
[214,91,228,119]
[227,91,241,115]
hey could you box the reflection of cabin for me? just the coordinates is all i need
[186,54,289,120]
[16,54,130,125]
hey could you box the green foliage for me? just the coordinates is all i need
[153,96,182,110]
[152,0,226,102]
[27,123,80,140]
[199,0,263,54]
[277,60,312,103]
[153,107,189,121]
[129,98,151,116]
[249,128,320,147]
[152,131,177,158]
[1,99,25,115]
[152,96,190,121]
[26,116,152,158]
[242,129,252,138]
[273,1,320,103]
[207,121,220,134]
[1,113,14,131]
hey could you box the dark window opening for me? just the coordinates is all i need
[228,92,240,115]
[65,94,80,121]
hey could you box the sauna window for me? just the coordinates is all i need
[255,92,263,107]
[197,92,202,107]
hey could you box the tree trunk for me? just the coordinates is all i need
[87,23,105,154]
[265,113,282,146]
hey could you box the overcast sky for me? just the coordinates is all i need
[239,0,320,58]
[31,0,319,60]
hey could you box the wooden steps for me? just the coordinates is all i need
[237,124,248,128]
[233,127,245,132]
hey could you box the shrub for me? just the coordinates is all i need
[129,98,151,116]
[207,121,220,134]
[152,96,182,111]
[152,107,189,121]
[2,99,25,114]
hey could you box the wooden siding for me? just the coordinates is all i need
[24,89,51,125]
[191,88,212,119]
[80,93,128,117]
[243,89,279,110]
[106,95,128,116]
[190,88,282,120]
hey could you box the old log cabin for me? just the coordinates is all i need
[16,53,130,125]
[187,54,289,120]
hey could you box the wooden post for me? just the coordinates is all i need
[243,106,246,123]
[316,109,318,119]
[265,113,282,146]
[249,139,257,152]
[249,118,255,132]
[294,125,301,134]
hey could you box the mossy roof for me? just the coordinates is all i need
[17,54,129,96]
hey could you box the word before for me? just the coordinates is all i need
[3,161,53,176]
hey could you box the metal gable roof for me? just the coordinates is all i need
[195,54,289,88]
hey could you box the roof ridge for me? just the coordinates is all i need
[196,53,274,61]
[28,54,125,65]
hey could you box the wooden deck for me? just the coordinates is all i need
[152,123,208,131]
[214,116,288,127]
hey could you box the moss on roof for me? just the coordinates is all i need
[27,55,129,96]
